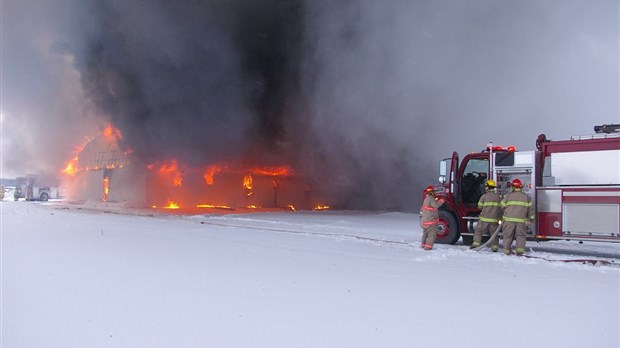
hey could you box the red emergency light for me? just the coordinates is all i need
[486,145,504,151]
[485,145,517,152]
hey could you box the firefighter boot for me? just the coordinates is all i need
[469,242,481,249]
[515,247,525,256]
[491,245,499,252]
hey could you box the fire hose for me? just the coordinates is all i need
[471,223,616,266]
[471,224,502,251]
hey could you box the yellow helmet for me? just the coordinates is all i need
[485,179,496,188]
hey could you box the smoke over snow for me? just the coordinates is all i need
[2,0,618,210]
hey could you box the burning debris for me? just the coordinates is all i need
[163,201,180,210]
[313,205,330,211]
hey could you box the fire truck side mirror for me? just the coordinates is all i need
[438,175,446,184]
[439,160,447,176]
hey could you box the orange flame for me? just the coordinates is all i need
[196,204,232,210]
[102,176,110,201]
[243,174,253,195]
[249,166,292,176]
[151,160,183,187]
[203,165,223,185]
[62,157,79,176]
[313,205,330,211]
[61,124,126,177]
[61,136,94,176]
[102,123,123,141]
[164,200,180,209]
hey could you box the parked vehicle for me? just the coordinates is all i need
[16,175,60,202]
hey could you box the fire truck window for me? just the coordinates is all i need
[461,158,488,206]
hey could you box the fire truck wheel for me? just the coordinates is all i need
[437,210,460,245]
[40,192,49,201]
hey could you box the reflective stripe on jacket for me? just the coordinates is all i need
[422,219,440,227]
[501,189,534,223]
[477,190,502,223]
[420,194,445,227]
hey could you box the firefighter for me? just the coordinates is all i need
[420,185,446,250]
[501,179,534,255]
[470,179,502,251]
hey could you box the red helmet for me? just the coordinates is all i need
[511,179,523,188]
[424,185,435,193]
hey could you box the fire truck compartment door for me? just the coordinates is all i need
[537,189,561,213]
[563,203,620,237]
[551,150,620,185]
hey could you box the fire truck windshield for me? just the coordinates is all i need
[461,158,489,206]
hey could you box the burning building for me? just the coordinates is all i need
[62,125,328,212]
[62,124,137,204]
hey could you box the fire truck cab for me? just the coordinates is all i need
[431,124,620,244]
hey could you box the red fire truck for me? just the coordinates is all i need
[429,124,620,245]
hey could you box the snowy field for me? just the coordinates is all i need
[1,198,619,348]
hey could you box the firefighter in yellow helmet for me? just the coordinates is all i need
[470,179,502,251]
[501,179,534,255]
[419,185,446,250]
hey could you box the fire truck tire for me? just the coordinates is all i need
[437,210,460,245]
[40,192,49,201]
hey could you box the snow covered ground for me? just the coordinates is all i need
[1,198,619,348]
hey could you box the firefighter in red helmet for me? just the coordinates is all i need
[501,179,534,255]
[471,179,502,251]
[419,185,446,250]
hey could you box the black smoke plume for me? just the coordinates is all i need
[74,0,304,166]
